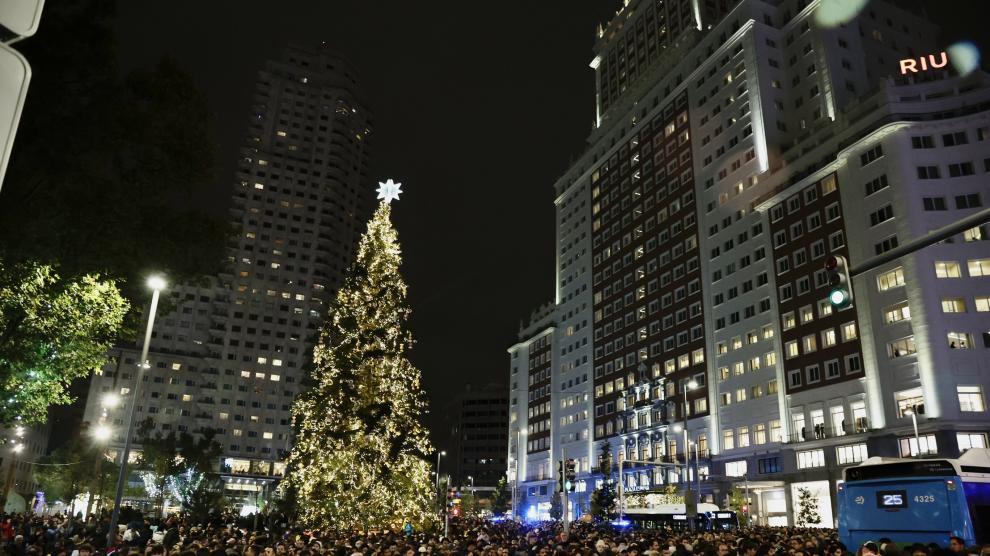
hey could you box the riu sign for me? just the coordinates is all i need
[899,52,948,74]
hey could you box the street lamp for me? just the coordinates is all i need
[107,274,166,547]
[435,450,446,493]
[904,407,921,455]
[1,442,24,509]
[102,393,120,409]
[467,475,475,492]
[93,424,112,442]
[683,379,699,529]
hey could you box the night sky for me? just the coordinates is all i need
[113,1,987,445]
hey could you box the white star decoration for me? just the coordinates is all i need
[376,179,403,204]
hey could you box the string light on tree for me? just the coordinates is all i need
[282,179,434,531]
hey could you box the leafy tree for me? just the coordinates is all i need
[282,201,434,531]
[135,419,222,516]
[0,262,128,425]
[726,486,751,526]
[0,0,228,327]
[171,470,227,522]
[491,475,510,515]
[795,487,822,527]
[34,430,93,505]
[458,492,479,517]
[590,441,616,520]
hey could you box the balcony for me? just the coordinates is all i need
[784,421,869,444]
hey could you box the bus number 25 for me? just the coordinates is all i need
[914,495,935,503]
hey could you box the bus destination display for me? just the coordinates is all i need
[876,490,908,509]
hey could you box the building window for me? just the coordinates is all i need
[935,261,962,278]
[948,332,973,349]
[723,429,735,450]
[917,165,940,179]
[958,433,988,451]
[968,259,990,277]
[941,298,967,313]
[725,460,747,477]
[758,457,780,474]
[958,386,985,412]
[876,267,905,291]
[797,449,826,469]
[836,443,869,465]
[895,387,924,417]
[899,434,938,457]
[883,302,911,324]
[976,296,990,312]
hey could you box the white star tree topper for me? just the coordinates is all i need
[376,178,403,204]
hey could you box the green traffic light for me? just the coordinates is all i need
[829,287,850,307]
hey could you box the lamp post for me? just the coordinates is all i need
[467,475,475,493]
[904,407,921,455]
[107,275,165,547]
[682,379,699,530]
[435,450,446,493]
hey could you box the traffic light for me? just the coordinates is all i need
[564,458,577,492]
[825,255,853,308]
[557,460,565,492]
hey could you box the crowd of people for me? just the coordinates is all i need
[1,512,987,556]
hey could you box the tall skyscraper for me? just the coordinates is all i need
[509,0,990,526]
[83,44,374,506]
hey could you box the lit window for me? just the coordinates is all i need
[272,359,283,367]
[797,449,826,469]
[883,302,911,324]
[947,332,973,349]
[233,429,243,437]
[737,427,750,448]
[257,357,267,364]
[941,298,967,313]
[836,443,868,465]
[899,434,937,457]
[786,341,799,358]
[841,322,857,341]
[887,336,917,358]
[958,386,985,412]
[968,259,990,277]
[976,297,990,312]
[241,370,251,378]
[935,261,961,278]
[726,460,748,477]
[957,433,988,451]
[181,394,192,402]
[821,328,837,347]
[895,387,924,417]
[219,412,229,420]
[802,335,817,353]
[270,374,280,382]
[723,429,735,450]
[255,372,265,379]
[876,267,905,290]
[171,362,181,370]
[263,432,274,439]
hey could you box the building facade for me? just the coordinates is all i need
[82,44,374,507]
[443,383,509,488]
[509,0,990,526]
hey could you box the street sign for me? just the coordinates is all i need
[0,42,30,193]
[0,0,45,42]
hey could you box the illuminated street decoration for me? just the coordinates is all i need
[376,178,403,204]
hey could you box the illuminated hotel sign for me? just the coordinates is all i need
[899,52,948,75]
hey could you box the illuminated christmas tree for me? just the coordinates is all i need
[283,180,435,531]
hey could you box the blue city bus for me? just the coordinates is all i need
[838,448,990,548]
